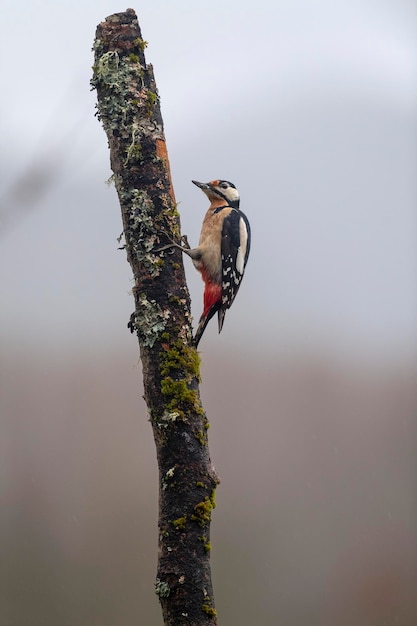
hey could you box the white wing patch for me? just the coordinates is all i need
[235,218,248,275]
[221,209,250,310]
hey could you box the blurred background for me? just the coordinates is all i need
[1,1,416,624]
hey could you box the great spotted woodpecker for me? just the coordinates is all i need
[160,179,251,347]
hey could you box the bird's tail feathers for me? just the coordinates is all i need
[217,307,226,334]
[194,303,221,348]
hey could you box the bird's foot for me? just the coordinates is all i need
[180,234,191,250]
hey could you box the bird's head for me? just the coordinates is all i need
[192,179,240,208]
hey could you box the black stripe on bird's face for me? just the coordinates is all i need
[192,179,240,208]
[209,180,240,208]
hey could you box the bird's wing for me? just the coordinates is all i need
[219,209,251,331]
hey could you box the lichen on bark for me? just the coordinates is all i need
[92,9,219,626]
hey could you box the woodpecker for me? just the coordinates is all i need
[160,179,251,347]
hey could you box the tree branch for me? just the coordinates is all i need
[92,9,219,626]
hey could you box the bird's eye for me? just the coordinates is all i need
[220,182,228,189]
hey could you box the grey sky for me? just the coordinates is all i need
[1,0,416,361]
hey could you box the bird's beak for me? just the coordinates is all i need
[191,180,209,190]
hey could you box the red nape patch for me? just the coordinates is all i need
[203,282,221,317]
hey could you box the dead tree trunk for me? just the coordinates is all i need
[91,10,219,625]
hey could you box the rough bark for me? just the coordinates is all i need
[91,10,219,626]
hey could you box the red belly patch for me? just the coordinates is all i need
[203,282,222,317]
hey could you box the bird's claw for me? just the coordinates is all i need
[180,235,191,250]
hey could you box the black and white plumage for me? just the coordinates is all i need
[216,195,251,335]
[157,179,251,347]
[188,179,251,347]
